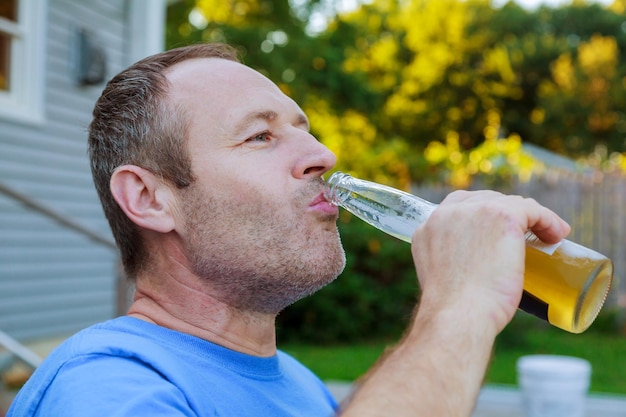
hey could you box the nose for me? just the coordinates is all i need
[292,132,337,179]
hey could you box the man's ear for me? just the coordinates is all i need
[110,165,176,233]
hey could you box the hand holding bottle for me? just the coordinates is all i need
[411,189,570,335]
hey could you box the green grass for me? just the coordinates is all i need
[488,328,626,393]
[283,341,390,382]
[283,322,626,394]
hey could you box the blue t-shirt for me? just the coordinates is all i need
[8,317,338,416]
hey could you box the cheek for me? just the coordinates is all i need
[217,172,291,210]
[181,162,304,236]
[207,181,295,229]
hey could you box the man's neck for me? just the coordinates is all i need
[127,274,278,357]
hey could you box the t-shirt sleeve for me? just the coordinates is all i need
[32,354,199,417]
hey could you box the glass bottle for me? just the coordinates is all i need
[325,172,613,334]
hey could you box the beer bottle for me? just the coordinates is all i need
[325,172,613,333]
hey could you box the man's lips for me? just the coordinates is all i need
[309,192,339,216]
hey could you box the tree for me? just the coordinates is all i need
[532,34,626,155]
[494,2,626,155]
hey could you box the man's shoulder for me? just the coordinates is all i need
[6,317,196,417]
[62,316,177,358]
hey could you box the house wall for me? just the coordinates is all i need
[0,0,165,341]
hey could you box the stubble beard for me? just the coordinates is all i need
[180,179,346,315]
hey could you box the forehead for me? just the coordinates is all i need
[166,57,275,95]
[165,58,298,126]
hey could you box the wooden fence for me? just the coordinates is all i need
[414,169,626,311]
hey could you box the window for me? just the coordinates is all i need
[0,0,17,92]
[0,0,46,124]
[0,31,10,91]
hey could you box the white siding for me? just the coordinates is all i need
[0,0,163,341]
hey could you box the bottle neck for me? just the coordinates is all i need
[323,171,436,243]
[324,171,352,206]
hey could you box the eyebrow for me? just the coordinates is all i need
[233,110,310,136]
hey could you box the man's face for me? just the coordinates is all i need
[165,58,346,314]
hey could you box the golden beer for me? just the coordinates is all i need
[523,240,613,333]
[325,172,614,333]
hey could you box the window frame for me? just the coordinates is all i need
[0,0,47,125]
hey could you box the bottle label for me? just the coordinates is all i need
[525,231,561,256]
[519,290,549,322]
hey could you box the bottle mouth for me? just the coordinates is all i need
[324,171,348,206]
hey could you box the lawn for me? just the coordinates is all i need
[283,319,626,394]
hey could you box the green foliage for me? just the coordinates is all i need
[277,212,418,344]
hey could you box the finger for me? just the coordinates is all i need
[524,200,570,244]
[440,189,504,204]
[441,191,570,244]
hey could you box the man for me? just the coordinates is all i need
[8,43,570,416]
